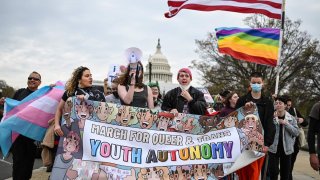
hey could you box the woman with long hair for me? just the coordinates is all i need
[220,92,239,117]
[117,47,154,109]
[54,66,105,136]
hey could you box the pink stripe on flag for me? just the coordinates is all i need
[16,106,55,128]
[4,88,63,120]
[46,88,64,100]
[3,100,36,121]
[55,81,65,86]
[11,132,19,142]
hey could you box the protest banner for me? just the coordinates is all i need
[196,87,214,104]
[107,64,121,86]
[50,97,264,180]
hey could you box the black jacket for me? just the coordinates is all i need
[236,92,276,147]
[13,88,35,101]
[307,102,320,154]
[161,86,206,115]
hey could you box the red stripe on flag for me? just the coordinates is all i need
[168,1,186,7]
[168,0,282,9]
[166,4,281,19]
[219,47,277,67]
[232,0,282,9]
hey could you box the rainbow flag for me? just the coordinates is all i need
[0,82,64,156]
[216,27,280,67]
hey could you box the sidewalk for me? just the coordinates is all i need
[7,150,320,180]
[291,150,319,179]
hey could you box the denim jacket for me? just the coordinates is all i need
[268,111,299,155]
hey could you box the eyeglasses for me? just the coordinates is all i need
[28,77,40,81]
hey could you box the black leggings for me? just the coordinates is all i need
[268,149,292,180]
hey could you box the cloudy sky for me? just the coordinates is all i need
[1,0,319,89]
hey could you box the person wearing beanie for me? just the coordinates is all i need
[161,68,206,115]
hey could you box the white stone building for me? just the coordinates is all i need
[144,39,178,95]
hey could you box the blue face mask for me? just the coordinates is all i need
[251,83,262,92]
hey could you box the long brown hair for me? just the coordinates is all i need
[65,66,89,96]
[118,61,144,88]
[225,92,237,108]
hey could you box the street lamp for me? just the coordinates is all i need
[149,62,152,83]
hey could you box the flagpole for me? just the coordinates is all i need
[274,0,286,95]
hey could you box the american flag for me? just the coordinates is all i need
[165,0,283,19]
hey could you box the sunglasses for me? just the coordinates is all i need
[28,77,40,81]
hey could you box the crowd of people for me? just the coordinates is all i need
[0,47,319,180]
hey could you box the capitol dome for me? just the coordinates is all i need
[144,39,173,83]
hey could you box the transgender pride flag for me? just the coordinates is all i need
[0,82,64,156]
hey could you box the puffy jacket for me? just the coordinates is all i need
[268,111,299,155]
[161,86,206,115]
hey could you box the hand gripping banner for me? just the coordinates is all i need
[50,97,265,180]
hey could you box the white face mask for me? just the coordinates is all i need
[180,84,191,91]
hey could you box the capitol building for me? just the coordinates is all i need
[144,39,172,83]
[144,39,178,94]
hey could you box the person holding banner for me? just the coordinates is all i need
[235,72,275,180]
[161,67,206,115]
[117,47,154,109]
[54,66,106,137]
[10,71,42,180]
[268,96,299,180]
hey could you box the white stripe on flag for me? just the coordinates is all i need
[176,0,281,14]
[29,96,59,114]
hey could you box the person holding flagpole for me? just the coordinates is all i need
[236,72,276,180]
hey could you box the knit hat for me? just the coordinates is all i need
[148,81,160,90]
[177,68,192,80]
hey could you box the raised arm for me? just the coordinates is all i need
[118,84,135,105]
